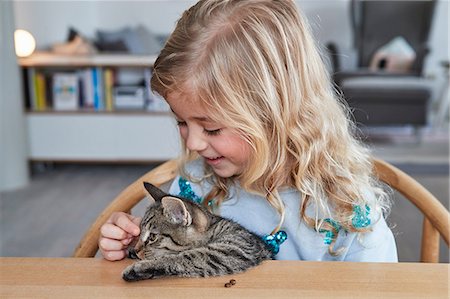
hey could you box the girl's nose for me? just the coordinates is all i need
[185,130,207,152]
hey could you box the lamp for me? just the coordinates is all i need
[14,29,36,57]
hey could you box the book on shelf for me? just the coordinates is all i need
[79,68,94,109]
[26,68,52,111]
[26,68,37,110]
[92,67,105,111]
[53,73,79,111]
[103,68,115,111]
[35,72,47,110]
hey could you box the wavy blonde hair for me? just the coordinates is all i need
[151,0,390,253]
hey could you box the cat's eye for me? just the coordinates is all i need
[148,233,158,243]
[143,230,159,245]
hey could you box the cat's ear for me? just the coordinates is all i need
[192,208,209,232]
[143,182,167,202]
[161,196,192,226]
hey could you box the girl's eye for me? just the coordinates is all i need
[204,128,222,136]
[175,118,221,136]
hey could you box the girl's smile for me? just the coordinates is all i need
[204,156,224,166]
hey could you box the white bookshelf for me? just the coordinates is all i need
[19,53,181,162]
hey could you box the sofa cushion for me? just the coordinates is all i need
[341,77,431,103]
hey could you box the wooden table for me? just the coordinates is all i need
[0,258,448,298]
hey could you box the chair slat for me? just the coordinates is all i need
[420,217,440,263]
[373,159,450,247]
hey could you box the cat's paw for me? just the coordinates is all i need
[122,263,155,282]
[122,265,139,282]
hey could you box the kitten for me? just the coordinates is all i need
[122,182,273,281]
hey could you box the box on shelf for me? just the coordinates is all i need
[113,85,145,110]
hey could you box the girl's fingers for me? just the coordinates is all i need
[99,237,127,251]
[102,249,127,261]
[100,223,128,240]
[99,212,141,261]
[130,215,142,226]
[108,212,140,236]
[121,237,134,245]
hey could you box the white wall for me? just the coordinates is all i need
[1,1,29,191]
[426,0,449,79]
[13,0,196,46]
[13,0,449,96]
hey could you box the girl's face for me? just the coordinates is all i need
[166,92,251,178]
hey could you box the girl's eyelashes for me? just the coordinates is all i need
[176,120,187,127]
[176,119,222,136]
[204,128,222,136]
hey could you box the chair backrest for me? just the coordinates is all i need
[351,0,436,75]
[373,159,449,262]
[73,158,449,262]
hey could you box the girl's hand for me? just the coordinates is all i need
[99,212,141,261]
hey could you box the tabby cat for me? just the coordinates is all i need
[122,182,273,281]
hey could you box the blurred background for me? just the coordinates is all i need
[0,0,448,262]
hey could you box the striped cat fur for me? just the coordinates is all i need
[122,182,273,281]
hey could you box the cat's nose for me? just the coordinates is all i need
[128,248,139,260]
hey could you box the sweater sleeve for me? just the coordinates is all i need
[343,214,398,262]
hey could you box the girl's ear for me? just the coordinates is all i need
[143,182,167,203]
[161,196,192,226]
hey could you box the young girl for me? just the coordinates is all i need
[99,0,397,262]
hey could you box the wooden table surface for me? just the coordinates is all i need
[0,258,448,298]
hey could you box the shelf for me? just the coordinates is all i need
[26,114,180,162]
[18,52,157,67]
[25,109,171,116]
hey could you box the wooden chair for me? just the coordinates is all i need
[73,158,450,262]
[373,159,449,262]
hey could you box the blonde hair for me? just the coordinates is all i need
[151,0,390,252]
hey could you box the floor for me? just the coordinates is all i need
[0,126,448,262]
